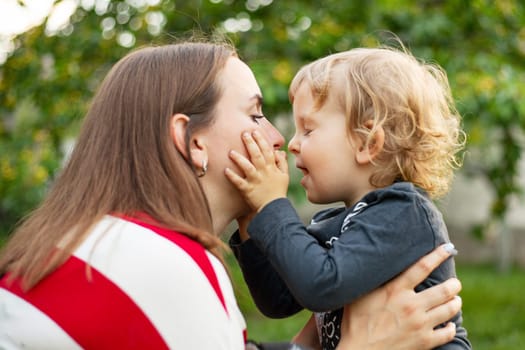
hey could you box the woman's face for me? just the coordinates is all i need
[197,56,285,223]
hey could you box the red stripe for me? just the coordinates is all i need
[1,257,168,350]
[121,215,228,315]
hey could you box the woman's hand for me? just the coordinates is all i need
[226,130,289,212]
[292,314,321,350]
[337,244,462,350]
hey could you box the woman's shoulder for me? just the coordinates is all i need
[73,214,245,348]
[0,215,245,349]
[76,215,228,298]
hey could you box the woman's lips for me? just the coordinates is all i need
[295,164,307,174]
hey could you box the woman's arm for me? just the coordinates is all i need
[336,244,462,350]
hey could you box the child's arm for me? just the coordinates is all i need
[229,230,304,318]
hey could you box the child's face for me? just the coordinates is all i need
[288,83,374,207]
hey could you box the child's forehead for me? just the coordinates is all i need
[316,73,347,107]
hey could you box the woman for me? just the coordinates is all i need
[0,41,461,349]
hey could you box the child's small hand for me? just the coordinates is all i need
[225,130,289,212]
[236,211,256,242]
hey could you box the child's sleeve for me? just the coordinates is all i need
[229,231,304,318]
[246,197,435,312]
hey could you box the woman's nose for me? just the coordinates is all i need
[261,118,285,150]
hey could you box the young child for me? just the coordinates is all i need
[225,45,471,350]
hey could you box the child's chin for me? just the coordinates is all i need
[306,193,322,204]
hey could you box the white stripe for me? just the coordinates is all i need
[209,252,247,336]
[0,289,82,350]
[73,216,245,350]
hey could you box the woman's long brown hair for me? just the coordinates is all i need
[0,42,235,290]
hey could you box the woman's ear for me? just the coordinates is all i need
[189,138,208,175]
[169,113,208,173]
[170,113,190,158]
[355,123,385,165]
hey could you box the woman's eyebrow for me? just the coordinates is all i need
[249,94,263,108]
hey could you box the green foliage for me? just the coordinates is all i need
[1,0,524,238]
[0,98,61,233]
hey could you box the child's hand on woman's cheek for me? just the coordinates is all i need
[225,130,289,212]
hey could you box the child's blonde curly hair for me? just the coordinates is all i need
[289,45,465,199]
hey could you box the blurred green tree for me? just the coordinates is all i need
[1,0,524,268]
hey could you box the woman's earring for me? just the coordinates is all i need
[198,160,208,177]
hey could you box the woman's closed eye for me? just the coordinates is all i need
[251,114,265,124]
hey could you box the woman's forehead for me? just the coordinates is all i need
[220,57,262,103]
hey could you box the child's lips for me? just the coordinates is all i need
[296,164,309,186]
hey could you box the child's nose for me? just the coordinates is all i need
[288,135,299,154]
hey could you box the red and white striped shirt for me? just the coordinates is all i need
[0,215,246,349]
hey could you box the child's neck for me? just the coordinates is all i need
[344,185,378,208]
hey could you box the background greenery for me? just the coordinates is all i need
[1,0,524,348]
[1,0,525,240]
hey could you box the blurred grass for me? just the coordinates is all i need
[458,264,525,350]
[227,254,525,349]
